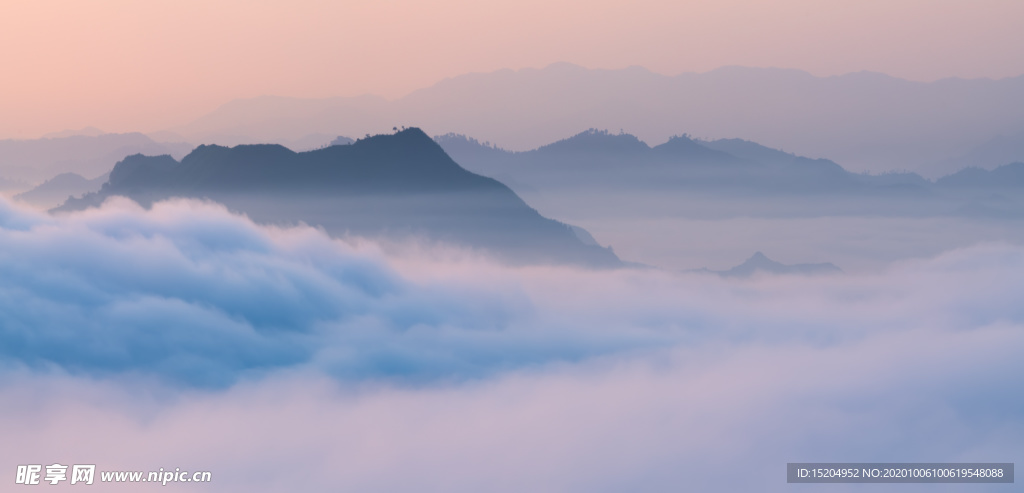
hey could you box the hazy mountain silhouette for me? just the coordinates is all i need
[14,172,108,209]
[433,129,1024,221]
[535,129,651,157]
[698,138,800,166]
[652,135,740,162]
[932,133,1024,177]
[0,132,192,183]
[168,63,1024,176]
[437,129,924,195]
[933,162,1024,218]
[58,128,621,267]
[936,162,1024,189]
[692,252,842,278]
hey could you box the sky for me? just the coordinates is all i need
[2,0,1023,138]
[0,195,1021,490]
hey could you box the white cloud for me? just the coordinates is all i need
[0,196,1021,491]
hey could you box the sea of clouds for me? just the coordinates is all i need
[0,196,1021,491]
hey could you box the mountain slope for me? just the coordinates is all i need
[936,162,1024,189]
[58,128,620,267]
[14,172,108,209]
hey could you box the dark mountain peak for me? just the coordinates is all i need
[310,128,477,185]
[357,127,433,145]
[56,129,620,267]
[98,128,485,195]
[535,129,650,155]
[183,143,295,164]
[107,153,179,189]
[345,127,452,161]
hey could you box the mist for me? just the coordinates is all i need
[1,196,1021,490]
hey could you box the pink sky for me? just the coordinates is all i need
[2,0,1022,138]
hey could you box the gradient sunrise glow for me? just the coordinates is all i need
[2,0,1022,138]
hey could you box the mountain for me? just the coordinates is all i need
[652,135,740,162]
[14,172,108,209]
[57,128,621,267]
[535,129,651,157]
[693,252,842,278]
[167,63,1024,175]
[0,133,193,183]
[932,132,1024,177]
[432,134,518,169]
[936,162,1024,189]
[437,129,916,195]
[699,138,807,167]
[437,129,1024,223]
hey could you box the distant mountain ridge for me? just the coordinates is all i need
[58,128,621,267]
[14,172,108,209]
[936,162,1024,188]
[436,129,923,194]
[692,252,842,278]
[167,63,1024,176]
[435,128,1024,220]
[0,133,192,183]
[931,132,1024,176]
